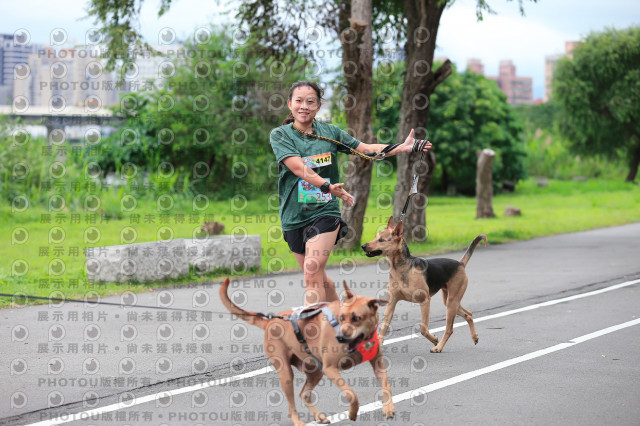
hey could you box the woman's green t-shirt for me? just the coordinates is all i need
[269,121,361,231]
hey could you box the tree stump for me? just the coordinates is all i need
[476,148,496,219]
[504,206,522,216]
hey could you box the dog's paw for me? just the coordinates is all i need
[473,335,479,345]
[314,413,330,424]
[383,403,396,419]
[349,406,358,421]
[430,347,442,353]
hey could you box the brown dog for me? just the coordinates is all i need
[219,278,395,425]
[361,216,487,353]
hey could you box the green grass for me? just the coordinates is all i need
[1,176,639,308]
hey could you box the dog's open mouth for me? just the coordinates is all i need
[347,336,364,352]
[337,333,365,352]
[364,249,383,258]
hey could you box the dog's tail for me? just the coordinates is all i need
[459,234,488,267]
[219,277,268,330]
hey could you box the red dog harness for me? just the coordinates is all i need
[350,324,380,363]
[288,305,380,368]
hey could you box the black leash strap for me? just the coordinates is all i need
[256,312,287,320]
[398,149,428,223]
[291,123,402,161]
[291,122,430,223]
[0,292,284,320]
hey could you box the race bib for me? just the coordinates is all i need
[298,178,331,203]
[303,152,332,169]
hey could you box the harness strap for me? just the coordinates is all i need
[320,306,340,331]
[288,310,324,369]
[288,305,341,371]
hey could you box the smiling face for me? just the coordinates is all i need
[287,85,321,127]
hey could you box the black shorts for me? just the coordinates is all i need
[282,216,348,255]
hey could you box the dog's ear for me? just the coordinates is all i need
[342,280,355,302]
[368,298,389,310]
[387,216,395,229]
[393,220,404,238]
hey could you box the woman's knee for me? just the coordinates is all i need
[303,256,327,275]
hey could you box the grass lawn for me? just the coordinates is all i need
[1,175,639,308]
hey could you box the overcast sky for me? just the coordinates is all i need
[1,0,638,99]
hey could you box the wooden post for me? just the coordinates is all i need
[476,148,496,219]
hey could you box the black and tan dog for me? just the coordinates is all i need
[220,278,394,425]
[361,216,487,353]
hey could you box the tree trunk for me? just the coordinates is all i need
[625,140,640,182]
[335,0,375,250]
[476,148,496,219]
[392,0,451,242]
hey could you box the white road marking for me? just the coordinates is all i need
[383,278,640,344]
[23,278,640,426]
[314,317,640,425]
[22,367,274,426]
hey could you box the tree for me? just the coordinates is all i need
[87,0,538,244]
[87,0,378,248]
[99,27,304,198]
[236,0,378,249]
[514,102,559,134]
[428,66,527,195]
[390,0,537,242]
[553,26,640,182]
[333,0,377,249]
[337,62,527,195]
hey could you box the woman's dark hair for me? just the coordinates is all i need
[282,81,324,125]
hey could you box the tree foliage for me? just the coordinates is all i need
[428,65,527,194]
[514,102,559,134]
[330,59,405,156]
[99,26,304,198]
[332,61,527,195]
[553,26,640,182]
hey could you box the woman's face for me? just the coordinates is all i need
[287,86,321,126]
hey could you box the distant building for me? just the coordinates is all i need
[493,60,533,105]
[468,58,533,105]
[0,33,40,105]
[13,46,118,109]
[466,58,484,75]
[130,44,184,90]
[11,42,189,111]
[544,41,580,102]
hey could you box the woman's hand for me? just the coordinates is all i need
[402,128,432,153]
[330,183,355,207]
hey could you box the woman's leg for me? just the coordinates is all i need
[293,252,305,270]
[303,228,340,305]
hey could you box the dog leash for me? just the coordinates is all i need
[292,123,406,161]
[0,292,285,319]
[291,123,429,223]
[398,148,428,223]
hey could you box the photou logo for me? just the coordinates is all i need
[12,325,29,342]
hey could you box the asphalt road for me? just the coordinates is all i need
[2,223,640,425]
